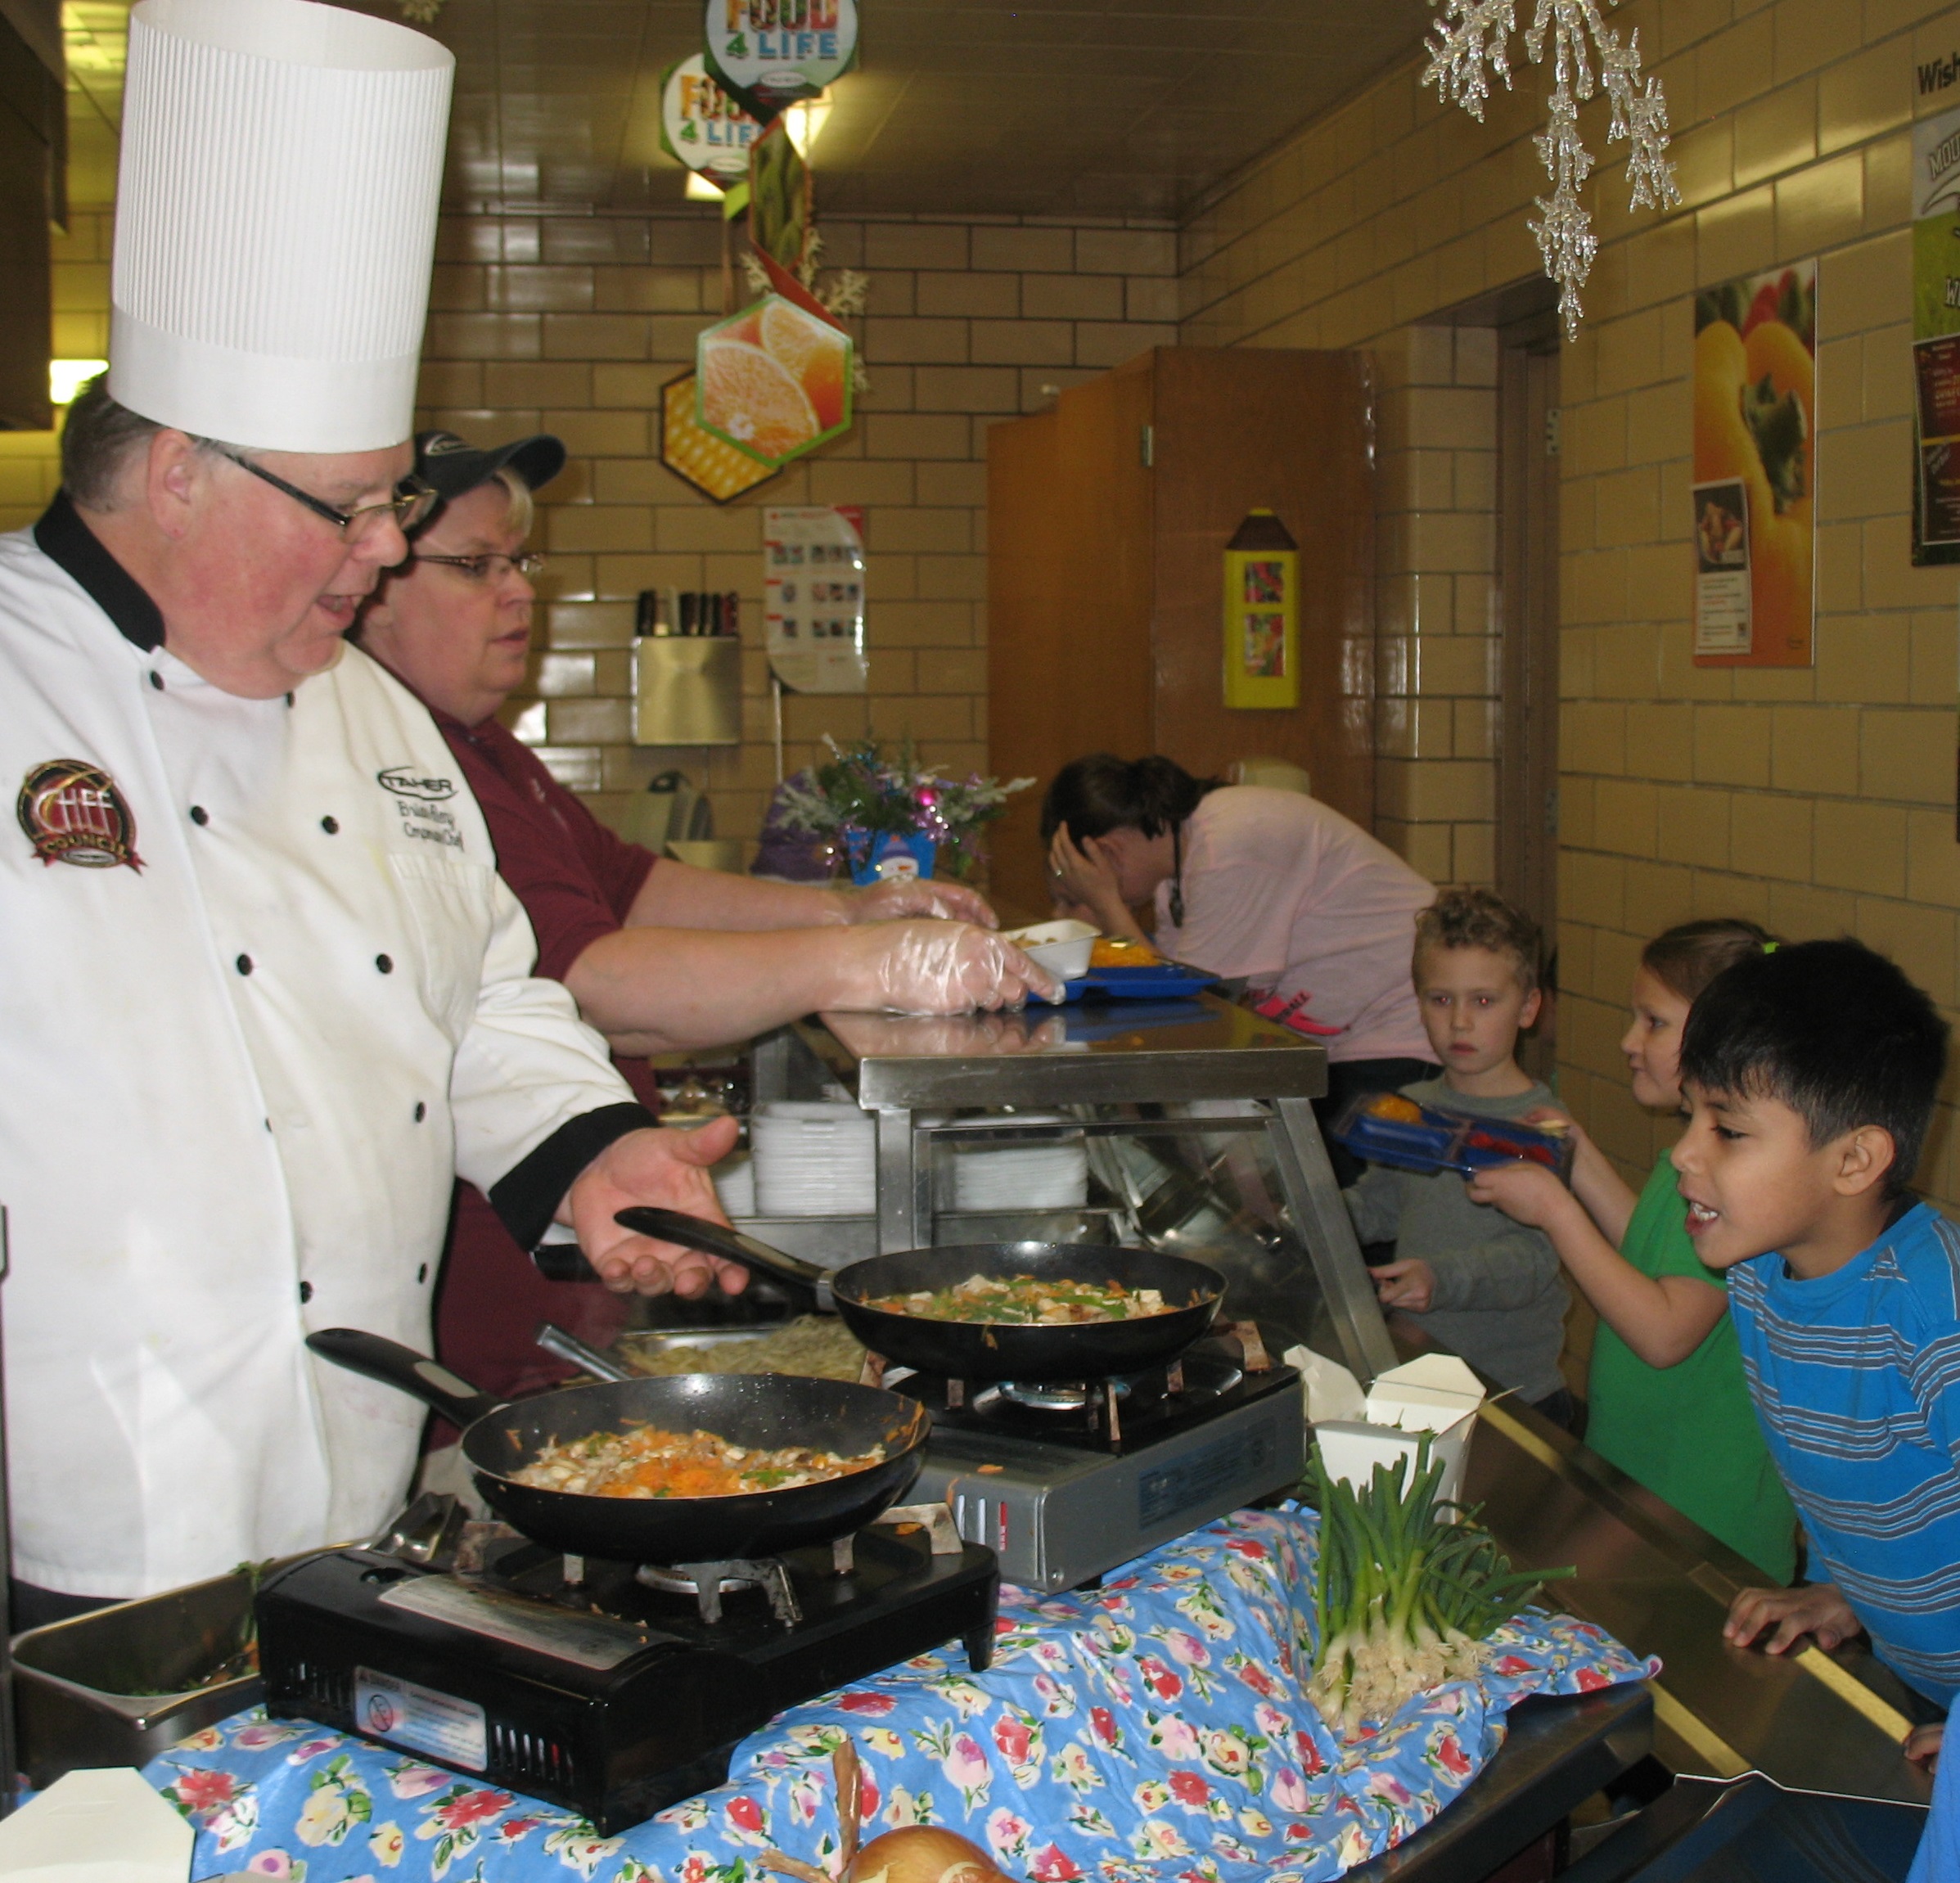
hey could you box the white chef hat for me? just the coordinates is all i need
[109,0,454,455]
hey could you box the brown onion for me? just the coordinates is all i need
[844,1828,1010,1883]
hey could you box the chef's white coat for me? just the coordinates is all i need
[0,501,644,1597]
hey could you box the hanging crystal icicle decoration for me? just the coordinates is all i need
[1422,0,1682,341]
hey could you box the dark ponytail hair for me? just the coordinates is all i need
[1641,917,1778,1004]
[1039,755,1223,845]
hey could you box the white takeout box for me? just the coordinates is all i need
[0,1767,192,1883]
[1291,1349,1485,1507]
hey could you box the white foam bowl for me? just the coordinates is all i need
[1002,918,1097,980]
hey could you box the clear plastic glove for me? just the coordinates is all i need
[833,878,998,927]
[849,919,1061,1013]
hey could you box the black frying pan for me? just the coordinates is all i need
[612,1210,1224,1385]
[307,1329,930,1562]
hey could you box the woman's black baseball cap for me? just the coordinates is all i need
[413,429,566,503]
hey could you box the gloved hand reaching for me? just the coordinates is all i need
[840,920,1061,1013]
[831,877,998,927]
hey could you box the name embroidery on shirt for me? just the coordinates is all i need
[16,759,144,871]
[377,764,464,849]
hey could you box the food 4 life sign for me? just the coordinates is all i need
[660,54,762,186]
[705,0,858,120]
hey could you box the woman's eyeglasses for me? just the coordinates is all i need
[410,552,547,582]
[221,450,439,535]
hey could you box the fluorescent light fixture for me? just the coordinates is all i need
[49,358,107,407]
[685,171,724,201]
[784,92,831,159]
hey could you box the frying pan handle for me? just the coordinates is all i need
[611,1208,836,1310]
[306,1328,504,1429]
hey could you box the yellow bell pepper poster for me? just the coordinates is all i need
[1912,103,1960,565]
[1692,261,1816,667]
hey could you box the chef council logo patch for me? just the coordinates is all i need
[17,759,143,871]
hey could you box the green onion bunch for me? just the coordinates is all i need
[1306,1437,1573,1739]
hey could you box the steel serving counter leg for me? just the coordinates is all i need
[1268,1096,1397,1385]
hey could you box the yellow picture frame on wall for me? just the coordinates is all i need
[1222,509,1299,710]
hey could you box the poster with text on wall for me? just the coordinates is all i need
[1692,259,1815,666]
[1912,103,1960,564]
[765,506,867,694]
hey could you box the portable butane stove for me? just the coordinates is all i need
[257,1516,997,1833]
[900,1331,1305,1592]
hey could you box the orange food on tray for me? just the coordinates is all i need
[1089,937,1163,968]
[1367,1093,1426,1124]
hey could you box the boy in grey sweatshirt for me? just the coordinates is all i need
[1345,888,1573,1426]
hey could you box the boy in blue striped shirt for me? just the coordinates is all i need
[1671,939,1955,1746]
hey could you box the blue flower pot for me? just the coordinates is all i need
[845,827,936,884]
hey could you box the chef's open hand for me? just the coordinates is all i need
[1465,1159,1574,1230]
[1372,1258,1436,1313]
[1048,822,1127,927]
[561,1116,750,1297]
[1724,1581,1861,1656]
[838,878,998,927]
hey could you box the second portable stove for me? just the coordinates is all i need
[895,1340,1305,1592]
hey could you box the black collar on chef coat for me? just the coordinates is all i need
[34,489,166,653]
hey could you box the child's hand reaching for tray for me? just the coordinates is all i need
[1372,1258,1435,1313]
[1723,1580,1862,1656]
[1466,1159,1577,1229]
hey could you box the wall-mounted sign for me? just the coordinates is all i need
[705,0,858,122]
[1691,260,1816,668]
[749,119,810,273]
[765,505,867,694]
[660,54,763,186]
[696,292,852,468]
[1913,104,1960,565]
[1221,509,1299,708]
[658,368,782,504]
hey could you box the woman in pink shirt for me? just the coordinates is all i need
[1043,755,1438,1183]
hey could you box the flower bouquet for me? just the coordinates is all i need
[775,736,1033,883]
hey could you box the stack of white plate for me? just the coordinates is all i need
[712,1151,756,1218]
[750,1101,877,1216]
[949,1115,1088,1213]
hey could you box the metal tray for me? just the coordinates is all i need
[13,1558,309,1786]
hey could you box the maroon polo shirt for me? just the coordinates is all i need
[432,706,664,1404]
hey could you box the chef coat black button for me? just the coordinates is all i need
[417,1264,429,1283]
[189,805,209,827]
[298,1280,313,1304]
[413,1101,426,1121]
[148,671,164,691]
[321,816,339,834]
[376,953,394,974]
[237,953,253,975]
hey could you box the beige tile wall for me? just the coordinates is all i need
[1181,0,1960,1210]
[418,211,1178,840]
[1372,323,1500,889]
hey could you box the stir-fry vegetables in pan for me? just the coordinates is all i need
[859,1273,1178,1324]
[511,1426,885,1499]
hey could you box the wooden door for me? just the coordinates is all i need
[1149,348,1376,830]
[985,358,1156,913]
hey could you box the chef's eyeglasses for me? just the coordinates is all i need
[412,552,547,582]
[219,450,439,536]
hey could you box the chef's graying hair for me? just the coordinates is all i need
[1642,917,1778,1003]
[1678,937,1948,1200]
[1413,886,1541,995]
[61,375,230,510]
[1039,754,1223,845]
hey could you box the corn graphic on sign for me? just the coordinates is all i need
[695,293,854,469]
[659,370,782,504]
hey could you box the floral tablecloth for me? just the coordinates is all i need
[143,1508,1656,1883]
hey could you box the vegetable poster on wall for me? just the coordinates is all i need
[1691,261,1816,667]
[1913,104,1960,564]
